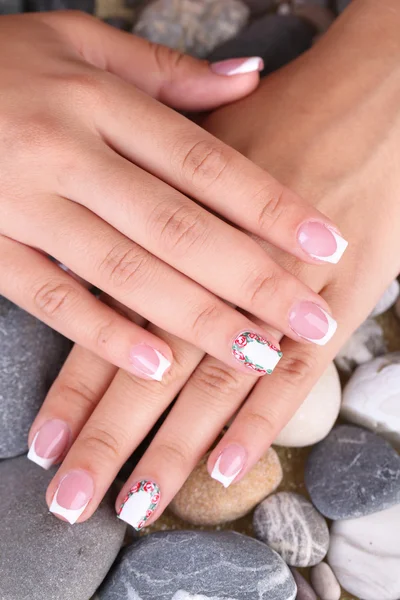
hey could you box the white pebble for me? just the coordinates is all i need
[310,563,341,600]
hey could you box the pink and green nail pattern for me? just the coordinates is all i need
[232,331,282,375]
[117,480,160,530]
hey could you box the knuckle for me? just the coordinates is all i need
[277,352,317,387]
[154,203,210,255]
[190,362,243,398]
[100,242,153,292]
[180,139,229,189]
[157,440,190,468]
[255,184,285,232]
[190,302,222,343]
[54,378,99,413]
[79,423,125,463]
[33,280,79,319]
[148,41,186,79]
[246,269,280,308]
[241,409,277,438]
[51,69,110,108]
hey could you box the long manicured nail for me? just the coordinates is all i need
[298,221,348,264]
[211,444,247,488]
[49,470,94,525]
[28,419,70,470]
[117,480,160,530]
[129,344,171,381]
[232,331,282,375]
[210,56,264,76]
[289,301,337,345]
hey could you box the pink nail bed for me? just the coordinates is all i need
[289,301,337,346]
[297,221,348,264]
[27,419,70,470]
[49,470,94,525]
[211,444,247,488]
[210,57,264,76]
[130,344,171,382]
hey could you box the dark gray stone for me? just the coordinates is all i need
[242,0,277,17]
[208,14,315,76]
[290,569,317,600]
[0,0,23,14]
[103,17,132,30]
[26,0,94,13]
[98,530,297,600]
[336,0,351,13]
[305,425,400,520]
[0,297,71,458]
[0,456,126,600]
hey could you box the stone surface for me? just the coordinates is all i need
[290,569,317,600]
[328,503,400,600]
[305,424,400,520]
[0,297,71,458]
[134,0,249,58]
[103,16,132,29]
[293,4,335,34]
[253,492,329,567]
[98,530,297,600]
[208,14,315,76]
[310,563,341,600]
[242,0,276,17]
[26,0,94,11]
[370,280,400,317]
[336,0,351,14]
[0,456,126,600]
[335,318,386,374]
[0,0,22,13]
[169,448,282,525]
[341,353,400,447]
[274,362,341,448]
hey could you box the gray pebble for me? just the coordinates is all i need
[336,0,351,14]
[290,569,317,600]
[0,456,126,600]
[334,318,386,375]
[0,0,23,13]
[242,0,277,17]
[253,492,329,567]
[0,297,71,458]
[305,424,400,520]
[310,563,341,600]
[98,530,297,600]
[26,0,94,12]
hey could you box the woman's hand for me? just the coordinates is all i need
[0,11,344,381]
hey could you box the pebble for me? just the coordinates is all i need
[341,353,400,447]
[0,297,71,458]
[274,362,341,447]
[103,17,132,30]
[336,0,352,13]
[26,0,94,12]
[335,318,386,374]
[253,492,329,567]
[208,14,315,76]
[242,0,276,17]
[370,280,400,317]
[290,569,317,600]
[133,0,249,58]
[0,456,126,600]
[305,424,400,519]
[310,563,341,600]
[169,448,282,526]
[328,503,400,600]
[98,530,297,600]
[0,0,22,13]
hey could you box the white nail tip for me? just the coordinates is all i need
[211,455,239,488]
[27,433,55,470]
[150,351,171,381]
[310,229,348,264]
[49,493,89,525]
[301,309,338,346]
[226,57,262,75]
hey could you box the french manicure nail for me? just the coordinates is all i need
[289,301,337,345]
[232,331,282,375]
[211,444,247,488]
[297,221,348,264]
[210,56,264,76]
[129,344,171,381]
[117,480,160,530]
[49,470,94,525]
[27,419,70,470]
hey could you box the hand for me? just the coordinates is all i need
[0,12,344,383]
[28,0,393,527]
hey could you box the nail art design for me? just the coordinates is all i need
[232,331,282,374]
[49,470,93,525]
[117,480,160,530]
[130,345,171,381]
[211,444,247,488]
[289,301,338,346]
[27,419,70,470]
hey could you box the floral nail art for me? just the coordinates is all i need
[232,331,282,375]
[117,480,160,530]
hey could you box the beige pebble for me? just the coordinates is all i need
[169,448,282,526]
[310,562,341,600]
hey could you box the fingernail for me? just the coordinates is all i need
[211,444,247,488]
[117,480,160,530]
[49,470,94,525]
[210,57,264,76]
[129,344,171,381]
[28,419,70,470]
[289,301,337,345]
[298,221,348,264]
[232,331,282,375]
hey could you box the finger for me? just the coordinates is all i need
[41,11,262,110]
[45,327,204,524]
[0,235,173,380]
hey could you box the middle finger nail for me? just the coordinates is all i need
[289,301,337,345]
[49,470,94,525]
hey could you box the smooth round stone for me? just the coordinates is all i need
[274,363,341,447]
[253,492,329,567]
[310,563,341,600]
[98,530,297,600]
[169,448,282,525]
[342,353,400,447]
[328,503,400,600]
[133,0,249,58]
[305,424,400,519]
[290,569,317,600]
[335,318,386,374]
[336,0,351,13]
[0,297,71,458]
[0,456,126,600]
[370,280,400,317]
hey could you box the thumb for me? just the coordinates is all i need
[48,12,263,111]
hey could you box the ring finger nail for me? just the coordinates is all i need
[289,301,337,345]
[49,470,94,525]
[211,444,247,488]
[117,480,161,530]
[28,419,70,470]
[232,331,282,375]
[129,344,171,381]
[297,221,348,264]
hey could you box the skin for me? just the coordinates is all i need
[32,0,400,524]
[0,11,339,379]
